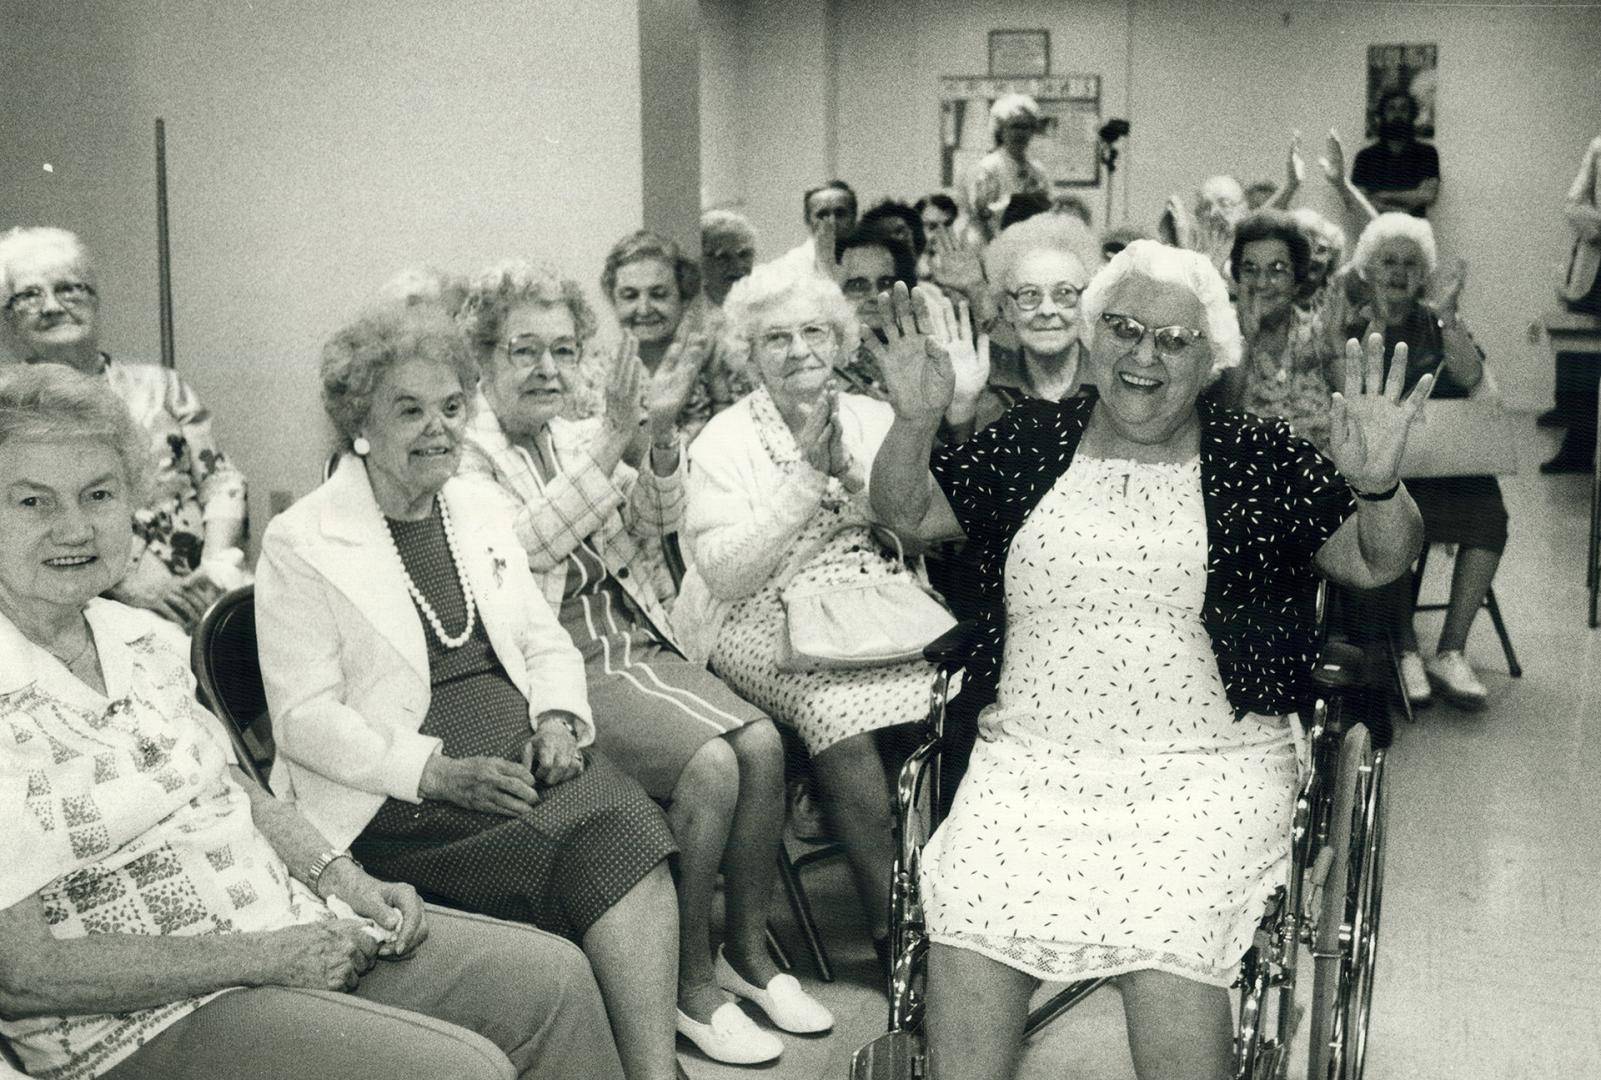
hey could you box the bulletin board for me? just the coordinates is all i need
[939,74,1103,190]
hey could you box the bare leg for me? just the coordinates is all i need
[665,739,738,1022]
[1436,546,1500,652]
[925,943,1037,1080]
[1119,970,1232,1080]
[581,862,680,1080]
[811,731,896,940]
[716,720,787,988]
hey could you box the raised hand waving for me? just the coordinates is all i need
[1326,332,1434,495]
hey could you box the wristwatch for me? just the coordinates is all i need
[306,849,358,894]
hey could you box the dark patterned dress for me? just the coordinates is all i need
[352,510,675,941]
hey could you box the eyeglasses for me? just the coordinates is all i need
[1237,260,1293,283]
[1100,312,1206,357]
[1007,282,1083,311]
[500,334,582,369]
[705,246,755,263]
[5,281,96,314]
[755,323,834,357]
[842,275,899,299]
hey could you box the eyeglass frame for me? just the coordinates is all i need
[497,333,584,370]
[1005,282,1084,311]
[1099,312,1207,357]
[753,322,838,358]
[4,280,97,315]
[1236,259,1294,283]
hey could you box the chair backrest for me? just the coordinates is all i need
[190,585,272,786]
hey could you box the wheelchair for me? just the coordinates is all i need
[851,583,1389,1080]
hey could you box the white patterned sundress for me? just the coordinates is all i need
[920,454,1298,987]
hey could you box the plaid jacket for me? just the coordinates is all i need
[461,402,685,649]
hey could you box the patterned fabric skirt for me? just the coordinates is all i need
[708,522,936,757]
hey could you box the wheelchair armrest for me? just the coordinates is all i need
[1309,639,1370,692]
[923,619,985,669]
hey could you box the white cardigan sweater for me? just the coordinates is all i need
[673,390,896,662]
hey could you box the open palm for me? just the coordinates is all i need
[1326,332,1434,493]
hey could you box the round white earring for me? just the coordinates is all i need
[353,436,371,456]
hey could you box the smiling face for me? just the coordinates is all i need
[610,258,683,346]
[1087,272,1213,445]
[484,301,581,437]
[839,245,897,331]
[2,241,100,367]
[749,294,841,415]
[1003,249,1089,360]
[0,437,133,624]
[361,357,470,511]
[1237,237,1296,316]
[1367,236,1428,312]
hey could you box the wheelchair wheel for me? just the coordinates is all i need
[1307,726,1386,1080]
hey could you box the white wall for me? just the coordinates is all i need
[1,0,645,544]
[699,0,1601,409]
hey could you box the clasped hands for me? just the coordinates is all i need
[861,282,991,428]
[597,330,712,469]
[417,710,584,818]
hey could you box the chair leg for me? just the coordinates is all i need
[775,844,834,982]
[1482,587,1523,678]
[765,924,793,972]
[1385,633,1417,725]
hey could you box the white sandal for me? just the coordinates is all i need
[716,947,834,1034]
[675,1002,783,1064]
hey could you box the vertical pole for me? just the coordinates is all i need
[155,118,176,369]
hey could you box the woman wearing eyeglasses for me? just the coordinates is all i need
[871,240,1430,1080]
[946,213,1103,443]
[1227,209,1340,453]
[0,227,248,631]
[456,261,830,1068]
[674,260,974,970]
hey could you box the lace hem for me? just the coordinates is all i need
[935,932,1237,989]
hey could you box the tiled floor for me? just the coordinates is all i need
[684,415,1600,1080]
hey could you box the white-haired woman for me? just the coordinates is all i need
[673,262,956,965]
[872,240,1432,1079]
[1342,213,1505,709]
[966,94,1049,243]
[0,364,624,1080]
[0,226,247,631]
[951,213,1104,440]
[457,260,831,1066]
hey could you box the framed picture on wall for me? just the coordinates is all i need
[988,30,1050,77]
[940,75,1103,191]
[1366,43,1438,138]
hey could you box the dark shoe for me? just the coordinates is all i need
[1536,406,1570,429]
[1540,451,1594,475]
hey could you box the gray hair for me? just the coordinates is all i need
[0,226,94,295]
[701,209,757,252]
[989,93,1041,140]
[320,302,479,445]
[1290,208,1348,267]
[458,259,600,362]
[376,265,469,316]
[1349,212,1438,280]
[0,362,148,505]
[721,260,859,374]
[1080,239,1243,370]
[985,213,1104,308]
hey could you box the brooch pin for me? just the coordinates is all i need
[492,556,508,588]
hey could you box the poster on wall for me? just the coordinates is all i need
[1366,43,1437,138]
[940,75,1102,191]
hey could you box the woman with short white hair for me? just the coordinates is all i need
[0,226,248,631]
[872,239,1431,1079]
[675,260,952,966]
[966,93,1049,242]
[1342,212,1505,709]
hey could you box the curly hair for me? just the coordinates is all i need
[701,209,757,253]
[376,264,469,316]
[722,261,859,377]
[1350,212,1438,281]
[0,361,148,506]
[1229,209,1312,286]
[459,259,600,360]
[986,212,1104,308]
[1080,239,1243,371]
[320,303,479,446]
[1289,208,1347,270]
[599,230,701,306]
[0,226,93,296]
[989,93,1041,144]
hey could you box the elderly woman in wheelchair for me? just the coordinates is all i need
[867,240,1432,1080]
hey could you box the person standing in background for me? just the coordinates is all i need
[1351,90,1440,218]
[966,94,1050,243]
[1541,133,1601,473]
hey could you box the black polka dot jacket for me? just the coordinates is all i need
[929,395,1355,718]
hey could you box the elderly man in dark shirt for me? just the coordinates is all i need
[1351,90,1440,218]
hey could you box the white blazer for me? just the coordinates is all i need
[256,454,593,851]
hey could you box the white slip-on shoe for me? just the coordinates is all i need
[716,947,834,1034]
[1425,650,1488,710]
[675,1002,783,1064]
[1398,650,1432,705]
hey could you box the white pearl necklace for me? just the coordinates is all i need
[390,499,478,649]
